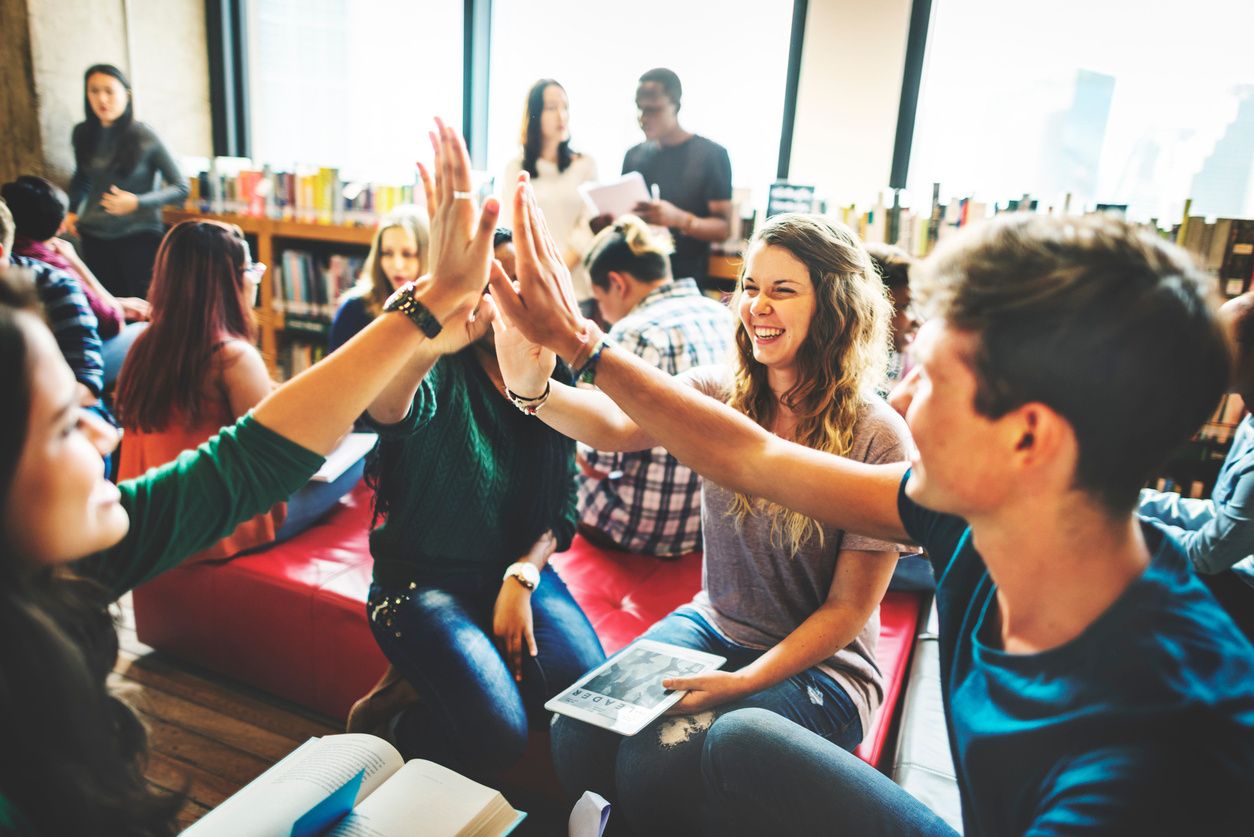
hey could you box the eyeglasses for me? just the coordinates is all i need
[243,262,267,284]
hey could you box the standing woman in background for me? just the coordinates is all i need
[501,79,599,318]
[66,64,188,299]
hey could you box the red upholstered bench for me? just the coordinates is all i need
[550,537,921,767]
[133,482,921,768]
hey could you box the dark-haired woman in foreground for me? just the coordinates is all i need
[0,123,498,835]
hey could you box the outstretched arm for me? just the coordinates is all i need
[95,121,501,593]
[488,178,910,543]
[490,274,656,452]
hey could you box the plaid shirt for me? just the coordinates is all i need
[579,278,734,556]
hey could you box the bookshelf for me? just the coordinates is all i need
[163,208,374,377]
[165,208,743,376]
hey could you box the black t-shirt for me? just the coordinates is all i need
[622,135,732,284]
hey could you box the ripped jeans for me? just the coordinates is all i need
[550,606,862,837]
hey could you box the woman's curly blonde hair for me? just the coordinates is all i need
[727,213,891,552]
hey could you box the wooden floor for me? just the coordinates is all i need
[112,592,340,831]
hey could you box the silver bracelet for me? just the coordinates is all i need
[506,380,551,416]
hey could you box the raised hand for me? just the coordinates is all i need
[424,291,496,356]
[420,118,499,313]
[490,261,556,397]
[487,173,593,363]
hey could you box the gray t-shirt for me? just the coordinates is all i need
[685,365,918,735]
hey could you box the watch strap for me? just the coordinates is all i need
[383,281,443,339]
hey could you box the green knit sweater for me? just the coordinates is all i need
[365,351,578,586]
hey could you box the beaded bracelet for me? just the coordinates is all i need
[506,380,551,416]
[572,339,610,385]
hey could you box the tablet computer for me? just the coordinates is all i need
[545,640,726,736]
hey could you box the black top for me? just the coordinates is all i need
[622,135,731,285]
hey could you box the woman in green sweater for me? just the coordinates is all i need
[0,122,500,836]
[344,238,605,778]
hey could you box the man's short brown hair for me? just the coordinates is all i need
[916,214,1229,513]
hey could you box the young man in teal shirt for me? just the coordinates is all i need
[489,200,1254,835]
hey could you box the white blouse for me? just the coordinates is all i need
[501,152,599,301]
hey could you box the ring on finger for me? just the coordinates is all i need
[452,190,473,200]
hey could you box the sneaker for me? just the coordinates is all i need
[346,664,420,738]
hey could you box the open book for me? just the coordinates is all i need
[310,432,377,483]
[183,734,524,837]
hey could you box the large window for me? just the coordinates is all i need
[485,0,794,208]
[246,0,463,182]
[908,0,1254,222]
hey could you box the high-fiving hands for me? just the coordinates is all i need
[415,118,501,322]
[487,172,597,365]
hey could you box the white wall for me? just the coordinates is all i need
[789,0,914,208]
[26,0,211,184]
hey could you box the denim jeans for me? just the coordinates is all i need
[368,565,604,778]
[701,707,959,836]
[273,456,365,544]
[101,321,146,388]
[550,606,864,837]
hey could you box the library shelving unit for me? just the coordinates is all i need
[164,208,374,377]
[164,207,745,376]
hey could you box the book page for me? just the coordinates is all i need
[184,734,403,837]
[310,432,376,482]
[577,173,650,219]
[327,760,522,837]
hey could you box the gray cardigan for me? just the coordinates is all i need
[68,121,188,239]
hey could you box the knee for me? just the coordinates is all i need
[615,712,717,827]
[465,710,529,774]
[550,713,597,782]
[701,708,782,791]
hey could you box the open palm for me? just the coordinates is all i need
[490,261,556,396]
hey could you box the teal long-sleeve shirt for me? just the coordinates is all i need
[0,414,323,834]
[364,351,578,586]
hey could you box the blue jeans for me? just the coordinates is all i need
[101,321,147,388]
[273,457,365,543]
[367,565,605,778]
[701,707,959,836]
[550,606,863,836]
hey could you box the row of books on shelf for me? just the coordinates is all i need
[1176,211,1254,297]
[274,341,326,382]
[185,159,420,226]
[1154,392,1249,498]
[1197,392,1246,447]
[272,250,365,321]
[821,184,1253,296]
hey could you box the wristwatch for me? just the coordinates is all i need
[503,562,540,591]
[383,281,443,339]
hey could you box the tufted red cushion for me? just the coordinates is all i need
[548,537,703,655]
[133,486,919,767]
[133,483,387,719]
